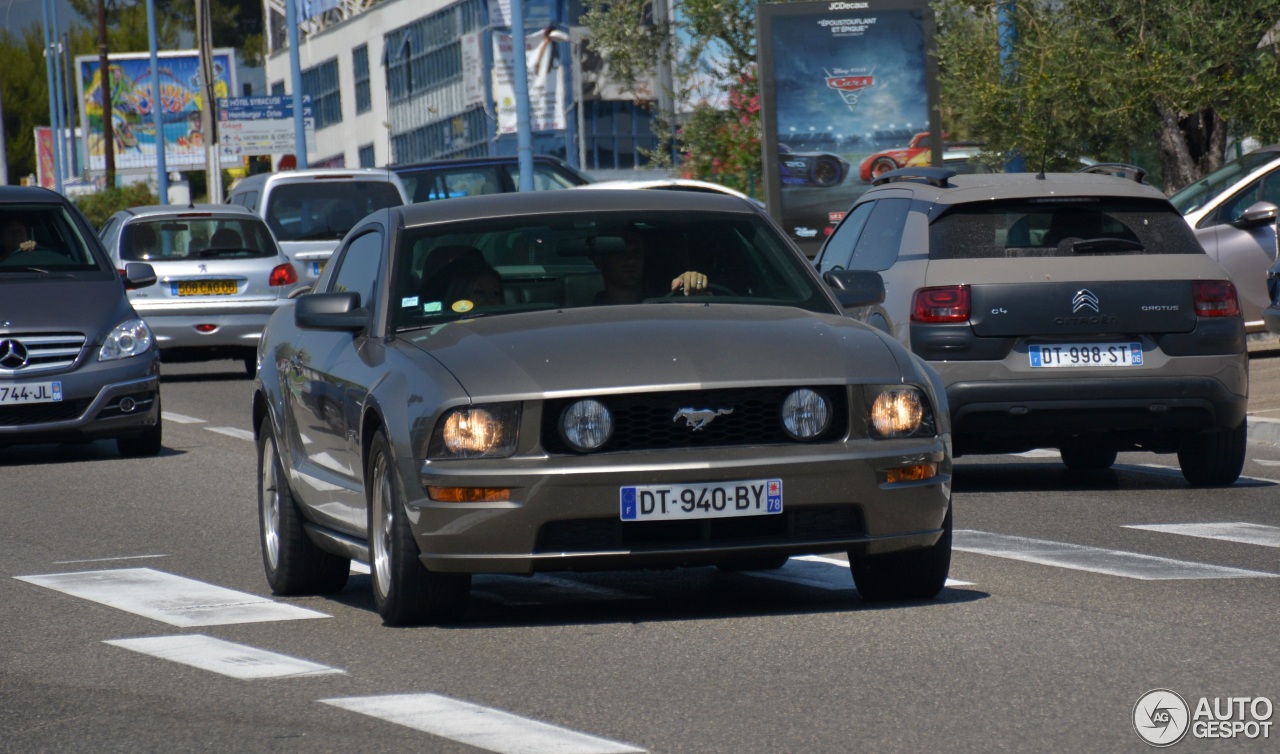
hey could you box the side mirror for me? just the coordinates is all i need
[123,262,156,290]
[824,269,886,308]
[295,291,368,331]
[1233,201,1279,229]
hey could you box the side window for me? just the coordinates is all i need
[850,198,910,270]
[330,230,384,309]
[409,169,502,202]
[1213,169,1280,225]
[815,201,874,272]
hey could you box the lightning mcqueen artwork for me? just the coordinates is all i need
[858,131,935,182]
[778,143,852,188]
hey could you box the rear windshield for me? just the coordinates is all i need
[928,198,1205,260]
[266,181,403,242]
[120,216,277,261]
[390,211,831,331]
[0,204,106,274]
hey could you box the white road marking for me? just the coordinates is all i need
[161,412,206,424]
[105,635,343,680]
[1115,463,1278,484]
[1252,459,1280,467]
[954,530,1277,580]
[205,426,255,441]
[1010,449,1061,458]
[350,561,371,575]
[53,554,169,564]
[320,693,646,754]
[15,568,330,626]
[747,555,973,589]
[1124,522,1280,549]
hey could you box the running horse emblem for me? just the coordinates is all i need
[673,407,734,431]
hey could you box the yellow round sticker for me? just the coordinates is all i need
[452,300,475,313]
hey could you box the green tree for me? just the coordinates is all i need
[935,0,1280,191]
[582,0,761,192]
[65,0,261,66]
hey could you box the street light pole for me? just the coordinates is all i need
[286,0,309,169]
[998,1,1025,173]
[146,0,168,202]
[511,0,533,192]
[40,0,63,193]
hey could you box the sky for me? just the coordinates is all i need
[3,0,83,36]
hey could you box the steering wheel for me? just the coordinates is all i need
[663,282,737,298]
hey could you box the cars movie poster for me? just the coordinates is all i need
[757,0,938,256]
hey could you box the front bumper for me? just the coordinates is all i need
[403,439,952,574]
[0,352,160,445]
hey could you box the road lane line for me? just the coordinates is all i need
[320,693,646,754]
[15,568,330,626]
[746,555,973,589]
[205,426,255,441]
[106,635,343,679]
[1010,449,1060,458]
[53,554,169,564]
[1124,522,1280,548]
[161,412,206,424]
[954,530,1277,580]
[1115,463,1278,484]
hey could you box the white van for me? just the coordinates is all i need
[228,168,408,288]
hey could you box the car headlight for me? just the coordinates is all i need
[98,318,153,361]
[866,386,936,439]
[560,399,614,453]
[781,388,832,440]
[427,403,520,459]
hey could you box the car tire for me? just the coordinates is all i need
[849,505,951,601]
[1177,419,1246,487]
[812,157,843,187]
[367,429,470,626]
[1059,444,1117,471]
[716,555,790,572]
[870,157,899,179]
[258,417,350,595]
[117,398,163,458]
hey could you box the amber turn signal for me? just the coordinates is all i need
[879,463,938,484]
[427,487,512,502]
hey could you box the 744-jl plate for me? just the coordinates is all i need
[620,478,783,522]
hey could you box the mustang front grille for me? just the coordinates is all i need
[541,386,849,454]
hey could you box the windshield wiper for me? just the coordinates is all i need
[1070,238,1144,254]
[0,266,52,274]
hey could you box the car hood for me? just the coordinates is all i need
[396,304,904,399]
[0,276,134,342]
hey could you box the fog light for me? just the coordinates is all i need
[560,399,613,452]
[880,463,939,484]
[427,487,512,502]
[781,388,831,440]
[119,397,137,413]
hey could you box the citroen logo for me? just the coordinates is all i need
[673,407,734,431]
[1072,289,1100,313]
[0,338,29,369]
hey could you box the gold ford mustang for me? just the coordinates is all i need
[252,189,953,625]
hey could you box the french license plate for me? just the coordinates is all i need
[174,279,237,296]
[620,478,783,521]
[0,382,62,405]
[1029,342,1142,368]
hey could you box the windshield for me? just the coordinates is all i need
[120,216,277,261]
[265,180,403,242]
[1169,151,1279,214]
[390,211,831,331]
[929,198,1205,259]
[0,204,106,274]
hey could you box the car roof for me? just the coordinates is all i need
[232,167,402,192]
[866,169,1170,206]
[390,154,571,171]
[393,188,762,228]
[120,204,261,220]
[0,185,70,204]
[571,178,762,204]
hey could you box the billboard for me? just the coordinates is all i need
[757,0,939,256]
[217,95,316,159]
[75,49,236,174]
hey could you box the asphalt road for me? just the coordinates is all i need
[2,356,1278,752]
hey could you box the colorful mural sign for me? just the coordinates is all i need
[757,0,939,255]
[75,49,236,173]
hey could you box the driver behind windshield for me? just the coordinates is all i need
[591,229,709,305]
[0,216,36,263]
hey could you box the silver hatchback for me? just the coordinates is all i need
[100,204,298,376]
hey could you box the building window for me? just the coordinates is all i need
[358,143,376,168]
[385,0,484,104]
[271,80,285,96]
[391,107,488,164]
[302,57,343,130]
[584,101,660,171]
[353,45,371,114]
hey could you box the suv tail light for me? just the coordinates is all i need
[1192,280,1240,318]
[269,263,298,287]
[912,285,971,323]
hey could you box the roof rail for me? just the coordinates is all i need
[1076,162,1148,183]
[871,166,957,188]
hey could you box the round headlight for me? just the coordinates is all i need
[869,388,925,437]
[560,399,613,453]
[781,388,831,440]
[441,407,506,454]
